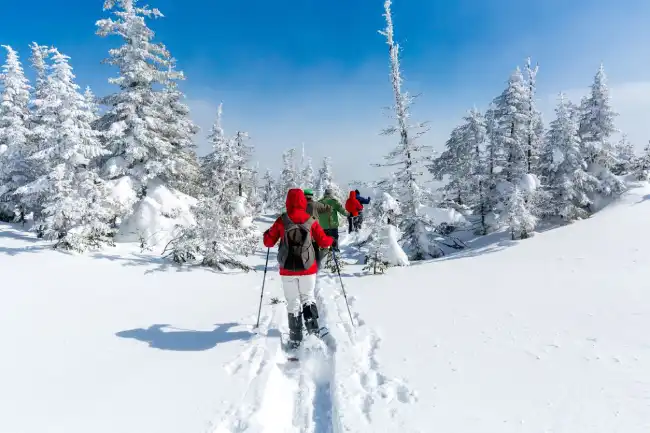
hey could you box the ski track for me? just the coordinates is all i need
[212,268,418,433]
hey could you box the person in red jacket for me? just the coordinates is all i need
[263,188,333,348]
[345,190,364,233]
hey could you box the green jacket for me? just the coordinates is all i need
[318,195,347,229]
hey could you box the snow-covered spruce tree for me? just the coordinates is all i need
[505,185,537,240]
[15,49,114,251]
[613,134,636,176]
[363,191,408,274]
[84,86,100,123]
[155,60,200,196]
[430,108,486,210]
[578,64,625,196]
[493,67,529,183]
[95,0,193,202]
[0,46,32,221]
[261,168,278,213]
[541,93,600,221]
[633,142,650,181]
[173,103,257,269]
[279,148,299,202]
[523,57,544,175]
[233,130,253,197]
[301,156,315,190]
[377,0,441,260]
[315,156,343,200]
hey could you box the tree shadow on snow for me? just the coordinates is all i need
[116,323,255,351]
[634,194,650,205]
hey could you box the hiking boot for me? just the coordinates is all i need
[288,313,303,347]
[302,303,320,336]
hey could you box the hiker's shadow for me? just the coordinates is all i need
[116,323,253,351]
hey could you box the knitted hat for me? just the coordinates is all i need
[324,188,333,195]
[303,188,314,196]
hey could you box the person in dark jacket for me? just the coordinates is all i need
[354,189,370,230]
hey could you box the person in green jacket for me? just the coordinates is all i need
[318,188,347,251]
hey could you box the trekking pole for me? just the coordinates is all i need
[332,250,355,328]
[255,248,270,329]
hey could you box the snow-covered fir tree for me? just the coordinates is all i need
[493,67,529,183]
[280,148,299,201]
[0,46,32,221]
[232,130,253,198]
[168,194,256,271]
[541,93,599,221]
[505,185,537,240]
[363,192,407,274]
[613,134,636,175]
[523,57,544,175]
[177,103,257,269]
[84,86,99,123]
[95,0,194,201]
[15,49,114,250]
[376,0,441,260]
[155,60,200,196]
[633,142,650,181]
[301,155,315,190]
[315,156,342,200]
[578,64,625,197]
[261,168,278,213]
[430,108,486,210]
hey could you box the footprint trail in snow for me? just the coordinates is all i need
[212,270,417,433]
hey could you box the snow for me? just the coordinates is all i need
[417,204,468,226]
[518,172,541,193]
[380,224,409,266]
[3,184,650,432]
[116,179,196,249]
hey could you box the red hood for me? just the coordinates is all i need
[286,188,308,213]
[348,191,357,200]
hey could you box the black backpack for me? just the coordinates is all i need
[277,214,316,271]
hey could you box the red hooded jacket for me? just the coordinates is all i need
[263,188,333,276]
[345,191,364,217]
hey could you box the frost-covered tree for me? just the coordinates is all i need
[167,194,256,270]
[577,64,625,197]
[377,0,441,260]
[301,156,315,190]
[315,156,342,200]
[505,185,537,240]
[613,134,636,175]
[200,103,237,198]
[261,168,278,212]
[633,142,650,181]
[0,46,32,220]
[280,148,299,200]
[524,57,544,174]
[232,130,253,197]
[95,0,191,199]
[542,93,599,221]
[363,192,407,274]
[493,67,529,183]
[15,49,113,249]
[430,108,486,209]
[155,60,200,195]
[84,86,99,123]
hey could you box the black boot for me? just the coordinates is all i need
[302,303,320,337]
[287,313,303,349]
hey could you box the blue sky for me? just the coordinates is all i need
[2,0,650,185]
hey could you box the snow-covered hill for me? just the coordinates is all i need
[2,185,650,433]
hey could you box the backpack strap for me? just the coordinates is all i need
[302,217,315,231]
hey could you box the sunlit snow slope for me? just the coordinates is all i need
[2,184,650,433]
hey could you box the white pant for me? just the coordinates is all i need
[281,274,317,315]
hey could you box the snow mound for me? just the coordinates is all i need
[417,204,467,226]
[116,179,197,250]
[381,224,409,266]
[518,173,541,193]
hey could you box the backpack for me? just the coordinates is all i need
[277,213,316,271]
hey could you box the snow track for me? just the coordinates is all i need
[213,271,417,433]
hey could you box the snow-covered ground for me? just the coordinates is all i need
[3,184,650,432]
